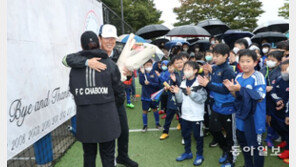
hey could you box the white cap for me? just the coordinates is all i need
[244,37,252,47]
[99,24,118,39]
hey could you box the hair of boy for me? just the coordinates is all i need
[276,41,289,51]
[238,49,257,62]
[80,31,99,50]
[144,59,153,65]
[213,43,230,57]
[184,61,200,73]
[196,52,205,60]
[235,38,249,49]
[170,55,183,64]
[205,50,213,53]
[267,51,284,62]
[179,52,190,59]
[167,61,173,67]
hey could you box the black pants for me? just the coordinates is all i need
[163,109,178,134]
[117,104,130,158]
[82,140,115,167]
[209,111,234,163]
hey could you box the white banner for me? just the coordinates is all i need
[7,0,103,160]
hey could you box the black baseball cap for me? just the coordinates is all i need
[80,31,99,50]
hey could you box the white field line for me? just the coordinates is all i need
[129,127,178,132]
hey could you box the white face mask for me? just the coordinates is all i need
[184,70,194,79]
[195,48,200,52]
[266,60,277,68]
[183,47,188,51]
[211,41,215,45]
[262,48,269,54]
[145,67,152,72]
[233,47,240,54]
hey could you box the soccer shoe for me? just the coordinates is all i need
[176,152,193,161]
[193,155,204,166]
[141,125,148,133]
[161,114,167,119]
[177,123,181,130]
[160,133,169,140]
[116,156,138,167]
[278,150,289,159]
[176,114,179,120]
[277,141,287,148]
[265,137,274,148]
[221,162,234,167]
[283,158,289,164]
[126,103,135,109]
[158,110,165,115]
[219,152,228,164]
[156,124,162,130]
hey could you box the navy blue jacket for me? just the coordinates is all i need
[206,61,236,115]
[270,76,289,120]
[139,70,160,101]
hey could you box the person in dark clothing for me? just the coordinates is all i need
[69,31,126,167]
[198,44,236,167]
[62,24,138,167]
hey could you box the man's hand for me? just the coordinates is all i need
[186,86,191,95]
[144,80,150,85]
[276,100,285,111]
[88,58,107,72]
[266,86,273,92]
[170,85,180,94]
[123,67,133,76]
[197,75,209,87]
[223,79,241,92]
[285,117,289,125]
[203,64,212,75]
[266,115,271,126]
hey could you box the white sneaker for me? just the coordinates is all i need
[182,138,185,145]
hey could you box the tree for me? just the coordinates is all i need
[173,0,264,31]
[278,0,289,19]
[101,0,163,31]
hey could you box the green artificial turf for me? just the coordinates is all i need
[55,79,288,167]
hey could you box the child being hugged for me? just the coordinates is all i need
[223,49,266,167]
[171,61,207,166]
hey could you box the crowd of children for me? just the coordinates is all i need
[129,38,289,166]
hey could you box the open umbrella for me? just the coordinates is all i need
[253,20,289,34]
[190,39,211,52]
[136,24,170,39]
[197,19,230,36]
[151,38,169,48]
[164,39,189,50]
[217,29,254,48]
[166,25,210,37]
[121,34,147,43]
[251,32,287,44]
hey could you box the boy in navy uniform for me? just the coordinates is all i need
[224,49,266,167]
[198,44,236,167]
[139,59,161,132]
[269,60,289,161]
[69,31,125,167]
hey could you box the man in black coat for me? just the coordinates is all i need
[63,24,138,167]
[69,31,126,167]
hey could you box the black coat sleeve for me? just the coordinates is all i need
[110,60,126,107]
[63,52,88,68]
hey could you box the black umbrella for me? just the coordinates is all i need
[251,32,288,44]
[166,25,210,37]
[190,39,211,52]
[217,29,254,48]
[151,38,169,48]
[135,24,170,39]
[197,19,230,36]
[253,20,289,34]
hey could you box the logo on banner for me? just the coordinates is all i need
[84,10,100,35]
